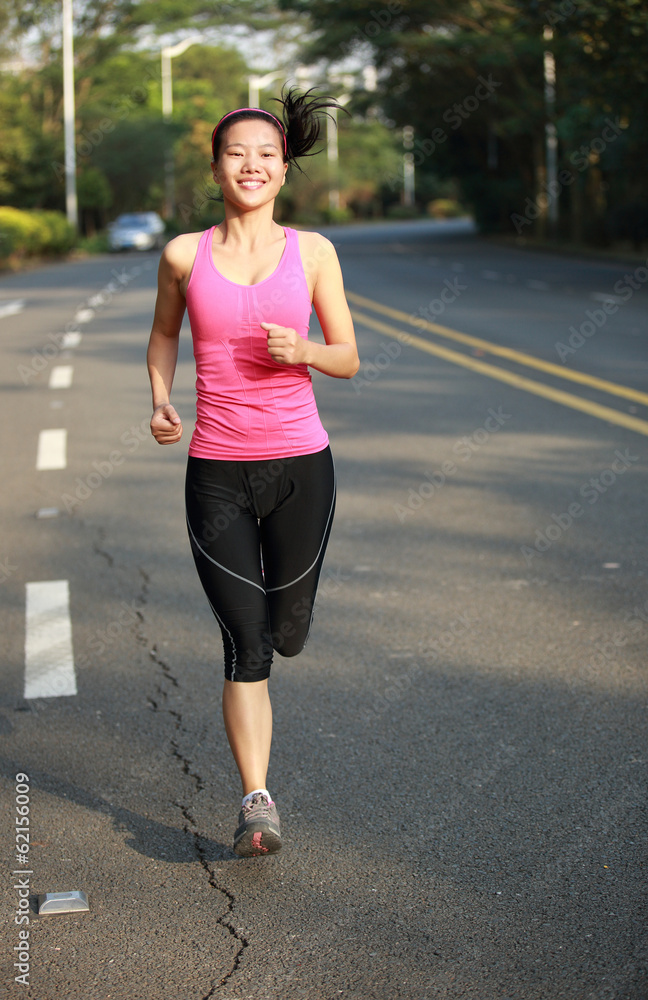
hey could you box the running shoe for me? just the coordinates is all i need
[233,793,282,857]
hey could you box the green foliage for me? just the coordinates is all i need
[0,67,65,209]
[76,230,111,253]
[37,209,77,252]
[386,203,423,220]
[77,167,113,210]
[279,0,648,245]
[275,115,402,224]
[427,198,465,218]
[0,206,75,262]
[0,206,41,257]
[166,44,249,228]
[3,0,646,244]
[0,32,254,227]
[338,117,402,217]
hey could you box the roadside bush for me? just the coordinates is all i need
[323,205,354,225]
[0,207,76,264]
[0,207,40,258]
[37,210,77,254]
[427,198,465,219]
[385,203,422,220]
[76,231,111,254]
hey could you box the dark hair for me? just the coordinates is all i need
[211,86,346,174]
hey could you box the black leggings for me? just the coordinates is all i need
[185,446,336,682]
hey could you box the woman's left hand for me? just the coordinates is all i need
[262,323,308,366]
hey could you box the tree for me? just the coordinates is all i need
[0,11,254,221]
[77,165,112,234]
[278,0,648,245]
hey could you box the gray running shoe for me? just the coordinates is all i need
[233,793,282,857]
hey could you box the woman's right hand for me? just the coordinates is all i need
[150,403,183,445]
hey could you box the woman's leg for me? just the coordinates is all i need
[261,446,336,656]
[184,449,335,855]
[222,677,272,795]
[185,457,275,796]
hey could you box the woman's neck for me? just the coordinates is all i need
[218,201,282,251]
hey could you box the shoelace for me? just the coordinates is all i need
[243,793,271,813]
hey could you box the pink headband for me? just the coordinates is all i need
[211,108,287,157]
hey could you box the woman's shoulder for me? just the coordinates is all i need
[293,229,343,290]
[160,229,209,277]
[293,229,339,276]
[164,229,206,258]
[293,228,336,253]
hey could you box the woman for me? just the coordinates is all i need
[146,89,359,857]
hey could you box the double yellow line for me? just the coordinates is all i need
[347,290,648,438]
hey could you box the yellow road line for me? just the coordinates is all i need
[347,290,648,408]
[350,307,648,438]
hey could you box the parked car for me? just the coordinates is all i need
[108,212,165,251]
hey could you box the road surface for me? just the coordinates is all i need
[1,219,646,999]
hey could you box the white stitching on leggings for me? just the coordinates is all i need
[208,598,238,680]
[186,515,266,593]
[265,471,336,593]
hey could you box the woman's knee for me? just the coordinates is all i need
[270,622,309,658]
[275,638,306,658]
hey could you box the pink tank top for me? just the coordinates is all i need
[186,226,329,461]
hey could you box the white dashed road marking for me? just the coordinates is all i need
[24,580,76,698]
[48,365,73,389]
[74,308,95,324]
[0,299,25,318]
[62,331,82,348]
[36,428,67,470]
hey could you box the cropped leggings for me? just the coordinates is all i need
[185,446,336,682]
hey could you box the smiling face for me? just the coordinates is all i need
[211,119,288,208]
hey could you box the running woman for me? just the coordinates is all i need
[146,89,359,857]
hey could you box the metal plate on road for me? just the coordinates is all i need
[38,890,89,914]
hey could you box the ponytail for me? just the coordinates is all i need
[274,87,346,172]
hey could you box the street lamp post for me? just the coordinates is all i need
[62,0,77,229]
[402,126,415,207]
[327,106,340,212]
[161,37,201,219]
[248,71,283,109]
[326,97,351,214]
[326,76,353,216]
[543,25,558,234]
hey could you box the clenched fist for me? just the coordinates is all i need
[261,323,308,366]
[150,403,183,445]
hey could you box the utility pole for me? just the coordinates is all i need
[62,0,77,229]
[326,75,353,216]
[402,126,415,207]
[543,25,558,235]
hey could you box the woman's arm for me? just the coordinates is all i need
[146,239,188,444]
[263,234,359,378]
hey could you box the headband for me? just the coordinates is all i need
[211,108,288,157]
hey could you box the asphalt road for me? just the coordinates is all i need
[1,219,647,1000]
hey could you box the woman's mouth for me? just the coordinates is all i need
[238,180,265,190]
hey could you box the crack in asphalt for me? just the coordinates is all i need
[136,567,249,995]
[92,525,115,567]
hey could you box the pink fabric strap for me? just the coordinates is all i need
[212,108,287,156]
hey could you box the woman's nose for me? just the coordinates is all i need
[242,154,262,172]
